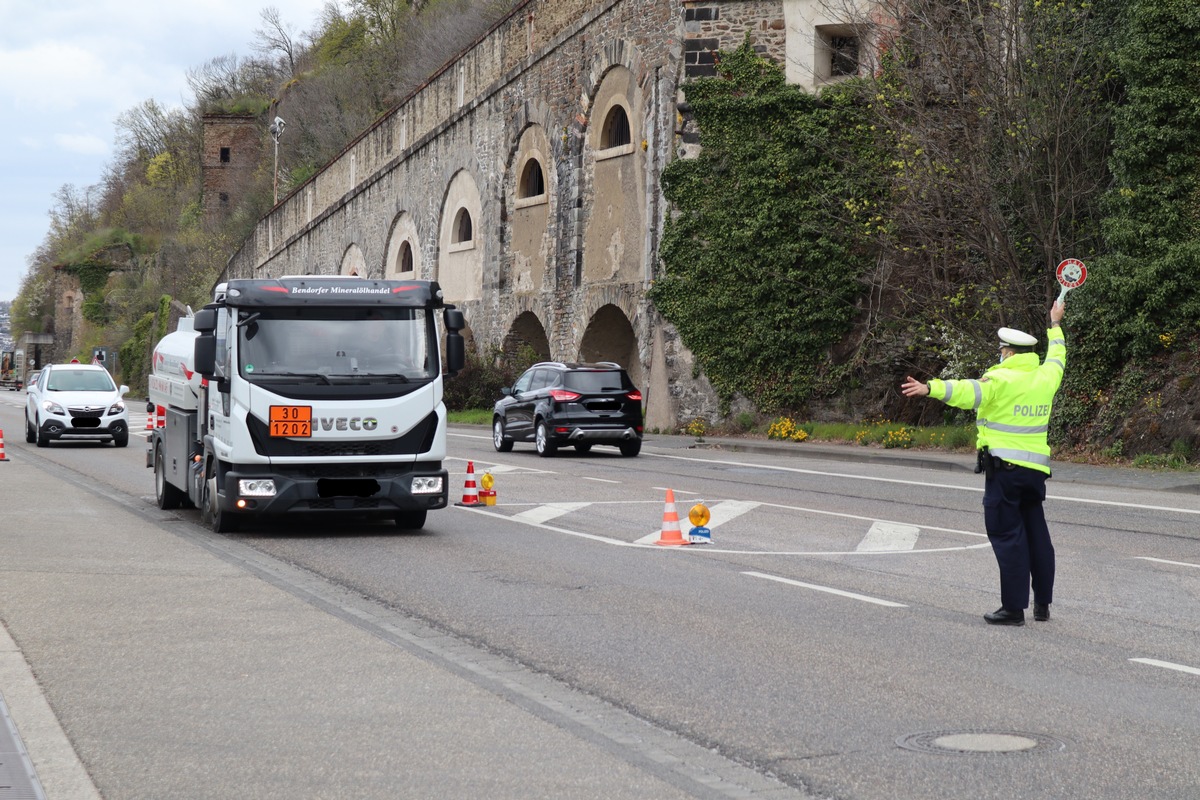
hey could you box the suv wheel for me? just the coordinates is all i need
[25,414,35,443]
[535,420,556,457]
[112,423,129,448]
[619,439,642,457]
[492,418,513,452]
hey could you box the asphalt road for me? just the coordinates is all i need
[1,394,1198,799]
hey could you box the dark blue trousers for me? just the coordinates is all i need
[982,464,1055,611]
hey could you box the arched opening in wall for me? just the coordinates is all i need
[341,243,366,276]
[452,208,473,245]
[518,158,546,199]
[502,311,551,367]
[398,241,414,274]
[600,105,631,149]
[579,304,641,390]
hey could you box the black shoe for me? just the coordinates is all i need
[984,607,1025,626]
[1033,603,1050,622]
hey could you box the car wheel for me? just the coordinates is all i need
[395,509,428,530]
[25,415,35,443]
[535,420,556,457]
[619,439,642,457]
[573,443,593,454]
[112,424,129,448]
[36,420,51,448]
[492,418,513,452]
[155,446,186,510]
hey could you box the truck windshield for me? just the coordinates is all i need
[237,307,437,383]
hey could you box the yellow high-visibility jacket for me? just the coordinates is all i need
[926,324,1065,474]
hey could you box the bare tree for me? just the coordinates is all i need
[253,6,304,76]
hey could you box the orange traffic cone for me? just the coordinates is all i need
[457,460,480,506]
[0,429,8,462]
[145,410,155,431]
[655,488,690,546]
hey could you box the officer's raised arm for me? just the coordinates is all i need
[901,376,929,397]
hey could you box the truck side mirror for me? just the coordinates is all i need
[443,308,465,332]
[193,308,217,334]
[444,331,465,377]
[194,334,216,377]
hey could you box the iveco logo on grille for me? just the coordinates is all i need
[317,417,379,431]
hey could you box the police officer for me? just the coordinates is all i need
[901,300,1066,626]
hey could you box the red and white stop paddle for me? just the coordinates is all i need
[1056,258,1087,303]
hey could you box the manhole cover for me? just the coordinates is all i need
[897,729,1068,756]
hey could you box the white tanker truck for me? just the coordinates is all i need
[147,276,465,533]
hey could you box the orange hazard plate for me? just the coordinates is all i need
[269,405,312,437]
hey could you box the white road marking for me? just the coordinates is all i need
[646,451,1200,516]
[1130,658,1200,677]
[514,502,592,524]
[743,571,908,607]
[454,503,991,555]
[582,476,621,484]
[1135,557,1200,569]
[857,521,920,552]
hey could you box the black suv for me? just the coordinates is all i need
[492,362,643,457]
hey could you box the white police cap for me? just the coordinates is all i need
[998,327,1038,347]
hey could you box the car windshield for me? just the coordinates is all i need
[563,371,631,392]
[46,369,115,392]
[238,307,437,383]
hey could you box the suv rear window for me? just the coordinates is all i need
[563,371,631,392]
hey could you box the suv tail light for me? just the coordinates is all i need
[626,390,643,401]
[549,389,582,402]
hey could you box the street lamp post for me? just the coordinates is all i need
[269,116,286,204]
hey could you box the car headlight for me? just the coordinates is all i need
[108,400,126,415]
[238,479,277,497]
[411,476,443,494]
[42,400,66,415]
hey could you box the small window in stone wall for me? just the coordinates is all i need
[399,241,414,273]
[220,147,231,163]
[452,208,473,244]
[817,25,861,80]
[518,159,546,199]
[600,105,631,149]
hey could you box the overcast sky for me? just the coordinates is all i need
[0,0,331,302]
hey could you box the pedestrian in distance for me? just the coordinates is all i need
[901,300,1067,626]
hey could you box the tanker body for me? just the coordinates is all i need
[147,276,465,532]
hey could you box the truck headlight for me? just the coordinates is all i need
[238,479,277,497]
[411,476,443,494]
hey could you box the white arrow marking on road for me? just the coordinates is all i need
[856,521,921,552]
[634,499,760,544]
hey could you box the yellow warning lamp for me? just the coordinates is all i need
[688,503,710,528]
[480,472,494,491]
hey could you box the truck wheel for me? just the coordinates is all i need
[204,472,239,533]
[395,509,428,530]
[155,446,185,510]
[492,418,513,452]
[535,420,556,458]
[619,439,642,457]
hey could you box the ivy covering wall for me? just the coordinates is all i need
[651,42,884,413]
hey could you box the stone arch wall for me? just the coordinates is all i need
[438,169,485,303]
[340,243,367,276]
[222,0,733,430]
[384,211,420,278]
